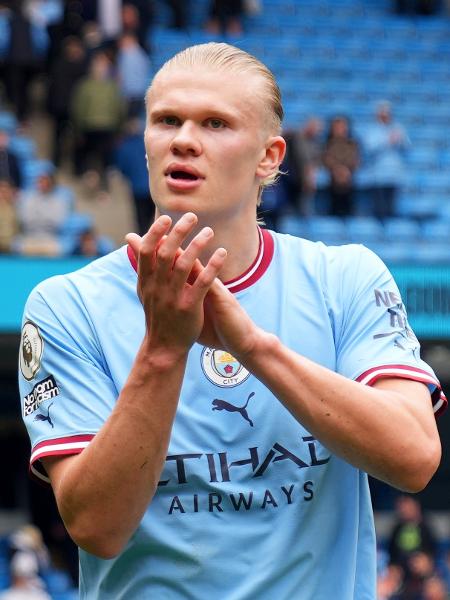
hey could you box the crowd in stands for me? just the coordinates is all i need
[264,99,410,229]
[0,0,444,257]
[0,0,262,255]
[1,495,449,599]
[378,496,450,599]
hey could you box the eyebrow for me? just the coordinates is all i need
[148,105,237,124]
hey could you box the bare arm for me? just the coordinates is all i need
[201,279,442,493]
[242,333,441,491]
[43,214,226,559]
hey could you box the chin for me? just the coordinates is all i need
[156,195,207,217]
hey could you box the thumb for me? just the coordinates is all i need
[125,232,142,260]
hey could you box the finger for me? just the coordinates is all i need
[137,216,172,274]
[154,212,198,275]
[125,232,142,262]
[190,248,227,302]
[170,226,214,289]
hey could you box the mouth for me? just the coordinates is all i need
[164,165,204,190]
[169,170,199,181]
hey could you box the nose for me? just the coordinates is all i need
[169,121,202,156]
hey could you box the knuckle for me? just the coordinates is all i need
[156,246,172,263]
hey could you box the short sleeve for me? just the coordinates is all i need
[19,277,118,484]
[335,246,446,416]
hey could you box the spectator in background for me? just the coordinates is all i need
[46,35,87,167]
[116,32,152,118]
[122,2,151,52]
[205,0,243,35]
[402,551,437,599]
[0,129,23,188]
[7,525,50,577]
[3,2,47,122]
[165,0,188,29]
[322,114,360,217]
[284,116,324,216]
[70,51,125,189]
[363,100,410,220]
[422,576,449,600]
[72,227,113,257]
[14,163,71,255]
[388,495,437,573]
[113,118,153,235]
[377,563,404,600]
[0,551,50,600]
[0,179,18,253]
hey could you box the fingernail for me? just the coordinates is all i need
[202,227,213,237]
[217,248,227,257]
[185,213,197,223]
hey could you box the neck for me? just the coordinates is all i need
[156,209,261,283]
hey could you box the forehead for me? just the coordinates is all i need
[147,65,267,124]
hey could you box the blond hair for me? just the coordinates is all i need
[149,42,284,203]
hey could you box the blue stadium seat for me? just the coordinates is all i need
[422,220,450,243]
[368,242,414,265]
[413,243,450,264]
[307,216,348,244]
[383,218,421,242]
[346,217,384,243]
[396,195,440,220]
[0,111,17,134]
[277,215,309,238]
[9,135,37,161]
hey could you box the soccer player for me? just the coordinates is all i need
[19,43,445,599]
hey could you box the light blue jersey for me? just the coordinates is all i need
[19,229,446,600]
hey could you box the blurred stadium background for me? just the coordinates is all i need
[1,0,450,597]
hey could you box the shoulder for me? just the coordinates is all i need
[26,246,132,314]
[271,232,387,296]
[272,230,379,271]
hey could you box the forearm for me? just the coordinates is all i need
[240,331,440,491]
[51,338,188,558]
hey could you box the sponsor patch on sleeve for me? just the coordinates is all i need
[19,321,44,381]
[23,375,60,417]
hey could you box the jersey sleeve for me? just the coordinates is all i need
[19,277,118,484]
[334,245,446,416]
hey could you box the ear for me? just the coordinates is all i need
[255,136,286,179]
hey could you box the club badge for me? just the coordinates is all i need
[201,348,250,388]
[20,321,44,381]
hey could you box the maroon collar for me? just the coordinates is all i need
[127,227,274,294]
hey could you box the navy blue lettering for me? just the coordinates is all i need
[168,496,185,514]
[302,436,331,466]
[261,490,278,509]
[166,453,202,484]
[229,492,253,511]
[206,453,218,482]
[303,481,314,501]
[281,484,294,504]
[209,493,223,512]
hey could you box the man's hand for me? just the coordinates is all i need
[199,274,263,360]
[126,213,227,356]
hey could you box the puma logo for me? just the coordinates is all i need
[33,403,54,428]
[212,392,255,427]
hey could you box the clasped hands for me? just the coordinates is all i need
[126,213,259,360]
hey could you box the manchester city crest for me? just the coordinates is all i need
[20,321,44,381]
[201,347,250,387]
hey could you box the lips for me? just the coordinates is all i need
[164,164,204,190]
[165,164,204,181]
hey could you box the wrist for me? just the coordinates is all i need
[235,328,280,369]
[139,337,189,371]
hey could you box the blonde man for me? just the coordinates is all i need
[20,43,445,599]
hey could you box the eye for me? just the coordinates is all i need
[206,118,225,129]
[161,116,180,126]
